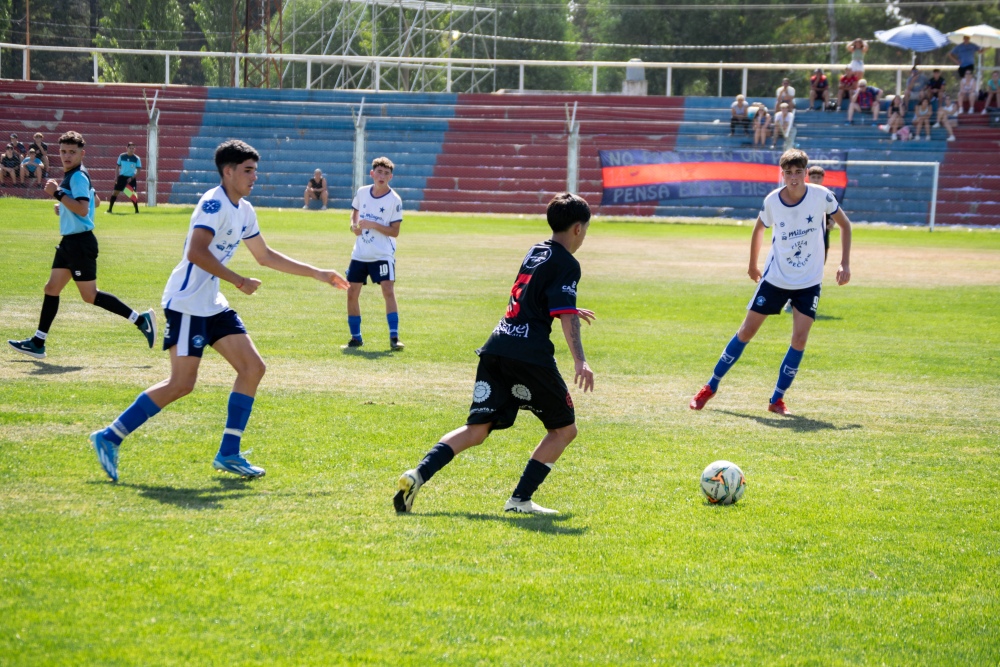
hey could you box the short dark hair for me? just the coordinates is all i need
[779,149,809,171]
[127,142,135,147]
[808,165,825,177]
[59,131,85,147]
[371,156,394,172]
[546,192,591,232]
[214,139,260,176]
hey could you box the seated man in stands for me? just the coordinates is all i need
[770,103,796,150]
[836,67,859,110]
[775,78,796,112]
[30,132,50,175]
[303,168,328,210]
[926,69,946,103]
[984,70,1000,112]
[8,133,26,159]
[845,79,882,125]
[20,148,44,187]
[808,69,830,111]
[730,94,751,136]
[1,144,20,185]
[904,67,929,109]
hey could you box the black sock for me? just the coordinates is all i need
[108,195,117,211]
[133,201,139,213]
[415,442,454,483]
[511,458,552,502]
[93,291,135,320]
[32,294,59,346]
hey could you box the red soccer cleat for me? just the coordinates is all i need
[767,398,791,415]
[689,385,716,410]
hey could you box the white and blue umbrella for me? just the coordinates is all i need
[874,24,950,52]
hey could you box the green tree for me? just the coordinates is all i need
[94,0,184,84]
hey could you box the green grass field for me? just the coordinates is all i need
[1,198,998,665]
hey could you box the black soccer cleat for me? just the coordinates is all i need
[390,337,405,351]
[341,338,363,349]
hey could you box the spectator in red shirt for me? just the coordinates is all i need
[808,68,830,111]
[837,68,859,110]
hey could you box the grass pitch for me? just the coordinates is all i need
[1,199,998,665]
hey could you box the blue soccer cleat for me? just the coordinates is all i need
[8,338,46,359]
[212,453,265,478]
[136,309,156,349]
[90,430,119,482]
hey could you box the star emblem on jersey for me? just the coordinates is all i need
[511,384,532,401]
[379,207,385,213]
[472,381,491,403]
[202,200,221,214]
[806,215,814,223]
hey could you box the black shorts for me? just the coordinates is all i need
[466,353,575,431]
[163,308,248,357]
[346,259,394,284]
[308,188,324,200]
[52,231,98,282]
[114,175,137,192]
[748,279,821,319]
[958,64,975,78]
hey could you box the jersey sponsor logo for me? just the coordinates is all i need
[192,335,206,349]
[786,240,812,269]
[561,281,577,297]
[522,247,551,269]
[784,227,816,241]
[493,320,530,339]
[782,364,798,378]
[202,200,221,214]
[826,193,834,202]
[472,381,491,403]
[720,352,735,364]
[469,407,493,414]
[511,384,532,401]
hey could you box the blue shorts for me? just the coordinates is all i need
[346,259,395,284]
[163,308,247,357]
[748,280,821,319]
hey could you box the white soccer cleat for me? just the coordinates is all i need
[393,469,423,512]
[503,498,558,515]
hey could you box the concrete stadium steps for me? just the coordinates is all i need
[936,112,1000,225]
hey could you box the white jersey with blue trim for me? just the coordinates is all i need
[351,185,403,262]
[161,186,260,316]
[758,183,840,290]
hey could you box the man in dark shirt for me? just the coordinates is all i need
[8,133,26,158]
[393,193,596,515]
[927,69,946,102]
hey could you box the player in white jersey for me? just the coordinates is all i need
[88,140,348,482]
[344,157,405,350]
[690,149,852,415]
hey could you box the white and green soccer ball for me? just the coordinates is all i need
[700,460,746,505]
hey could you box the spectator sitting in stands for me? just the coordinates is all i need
[847,38,868,73]
[927,69,946,103]
[1,144,20,185]
[836,67,860,110]
[304,168,328,210]
[20,148,44,186]
[751,103,771,147]
[984,70,1000,113]
[904,66,929,109]
[730,94,751,136]
[934,95,958,142]
[770,102,796,150]
[884,95,906,140]
[8,133,25,159]
[808,69,830,111]
[912,97,933,141]
[775,78,796,112]
[845,79,882,125]
[957,70,978,115]
[949,35,981,78]
[30,132,50,174]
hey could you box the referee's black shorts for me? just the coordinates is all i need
[114,175,137,192]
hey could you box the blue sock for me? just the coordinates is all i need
[219,392,254,457]
[387,312,399,338]
[103,392,160,446]
[771,347,805,404]
[708,335,748,392]
[416,443,454,483]
[348,315,362,340]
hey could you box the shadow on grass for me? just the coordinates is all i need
[117,478,257,509]
[12,359,85,375]
[340,347,394,359]
[716,409,862,433]
[407,511,587,536]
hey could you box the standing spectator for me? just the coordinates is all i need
[949,35,981,78]
[984,70,1000,112]
[303,168,329,209]
[1,144,20,185]
[775,78,796,112]
[836,67,860,110]
[912,97,933,141]
[751,103,771,147]
[808,69,830,111]
[847,38,868,73]
[770,103,796,150]
[20,148,45,187]
[9,133,26,158]
[927,69,946,103]
[885,95,906,140]
[730,94,751,136]
[845,79,882,125]
[29,132,50,174]
[904,66,929,109]
[957,70,978,115]
[934,95,958,141]
[108,142,141,214]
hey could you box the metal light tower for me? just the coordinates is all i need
[232,0,284,88]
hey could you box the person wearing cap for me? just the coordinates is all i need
[730,94,751,136]
[20,147,44,186]
[845,79,882,125]
[775,78,796,112]
[808,68,830,111]
[109,142,141,213]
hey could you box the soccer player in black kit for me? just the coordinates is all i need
[393,193,596,515]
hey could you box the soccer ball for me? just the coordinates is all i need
[700,460,746,505]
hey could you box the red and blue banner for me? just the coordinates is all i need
[599,149,848,206]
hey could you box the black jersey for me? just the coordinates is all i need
[479,240,581,369]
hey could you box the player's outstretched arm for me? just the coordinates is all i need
[560,312,594,392]
[747,217,766,282]
[244,234,348,289]
[832,209,852,285]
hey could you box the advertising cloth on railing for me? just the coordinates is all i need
[599,149,847,206]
